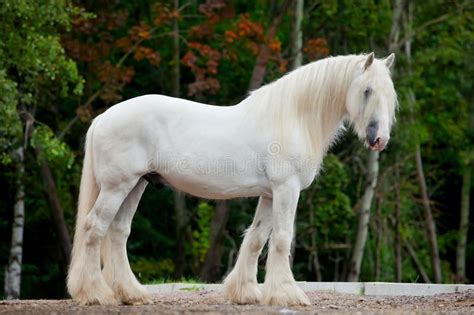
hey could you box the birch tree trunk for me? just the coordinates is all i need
[347,151,379,282]
[4,147,25,299]
[404,1,442,283]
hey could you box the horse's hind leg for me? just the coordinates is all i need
[102,178,150,305]
[68,179,137,305]
[223,196,273,304]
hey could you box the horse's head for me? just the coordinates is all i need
[346,53,397,151]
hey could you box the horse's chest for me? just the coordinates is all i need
[294,168,319,191]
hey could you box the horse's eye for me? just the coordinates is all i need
[364,87,372,99]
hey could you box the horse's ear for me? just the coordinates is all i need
[384,53,395,69]
[364,52,375,70]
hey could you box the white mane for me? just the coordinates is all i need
[242,55,375,155]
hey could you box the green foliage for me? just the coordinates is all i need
[131,257,175,283]
[191,202,213,263]
[0,0,83,101]
[0,0,473,299]
[0,0,85,300]
[296,154,353,280]
[30,126,74,169]
[312,154,353,244]
[0,71,20,165]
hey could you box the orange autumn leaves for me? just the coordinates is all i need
[304,38,329,61]
[63,9,162,112]
[64,2,330,107]
[224,14,281,58]
[183,8,329,97]
[183,12,287,97]
[182,43,221,97]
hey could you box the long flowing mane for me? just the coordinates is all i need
[242,55,367,155]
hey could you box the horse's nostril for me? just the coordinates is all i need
[375,137,381,145]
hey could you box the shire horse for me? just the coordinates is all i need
[67,53,397,306]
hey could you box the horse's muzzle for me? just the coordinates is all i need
[366,121,388,151]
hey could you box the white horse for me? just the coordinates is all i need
[67,53,397,306]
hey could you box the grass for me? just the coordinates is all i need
[147,277,200,285]
[147,277,207,292]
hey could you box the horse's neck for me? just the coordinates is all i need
[238,58,352,156]
[289,62,349,155]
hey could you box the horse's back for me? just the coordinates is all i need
[88,94,271,198]
[89,95,247,179]
[96,94,233,131]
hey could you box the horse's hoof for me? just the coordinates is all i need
[114,283,152,305]
[121,294,152,305]
[74,290,119,306]
[223,273,261,304]
[261,281,310,306]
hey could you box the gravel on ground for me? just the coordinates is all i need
[1,290,473,314]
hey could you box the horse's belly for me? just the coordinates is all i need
[161,172,269,200]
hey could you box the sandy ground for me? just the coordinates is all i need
[1,290,473,314]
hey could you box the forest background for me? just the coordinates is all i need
[0,0,473,299]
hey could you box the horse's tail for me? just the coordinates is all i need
[67,119,100,295]
[75,120,99,241]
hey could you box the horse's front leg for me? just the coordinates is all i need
[262,180,310,306]
[223,196,273,304]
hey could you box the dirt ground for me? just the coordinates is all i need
[1,290,473,314]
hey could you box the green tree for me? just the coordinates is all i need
[0,0,82,298]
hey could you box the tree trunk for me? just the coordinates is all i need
[289,0,304,267]
[387,0,402,52]
[456,164,471,283]
[248,0,293,91]
[374,196,383,281]
[387,0,403,283]
[199,201,231,282]
[404,1,442,283]
[291,0,304,70]
[4,147,25,299]
[173,191,190,277]
[171,0,180,99]
[347,151,379,282]
[414,146,442,283]
[394,162,402,282]
[37,155,72,263]
[456,98,473,283]
[169,0,191,277]
[403,238,431,283]
[222,0,293,279]
[306,188,322,281]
